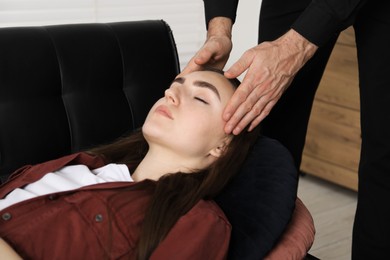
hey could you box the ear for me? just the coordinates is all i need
[209,136,232,158]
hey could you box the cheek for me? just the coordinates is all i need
[182,111,225,139]
[142,109,168,141]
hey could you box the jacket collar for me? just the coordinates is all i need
[0,152,106,198]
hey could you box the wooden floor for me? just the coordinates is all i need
[297,174,358,260]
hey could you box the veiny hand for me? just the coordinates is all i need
[180,34,232,75]
[223,29,318,135]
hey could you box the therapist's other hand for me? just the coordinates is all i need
[223,29,318,135]
[181,17,233,74]
[181,35,232,74]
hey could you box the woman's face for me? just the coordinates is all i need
[142,71,235,162]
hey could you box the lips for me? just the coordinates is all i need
[155,105,173,119]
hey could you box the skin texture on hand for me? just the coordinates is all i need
[181,17,233,74]
[182,17,318,135]
[223,29,318,135]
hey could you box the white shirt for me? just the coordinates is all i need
[0,163,133,211]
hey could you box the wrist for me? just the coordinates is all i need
[280,29,318,62]
[207,17,233,39]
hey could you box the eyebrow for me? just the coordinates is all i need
[173,77,221,100]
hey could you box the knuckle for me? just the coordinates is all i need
[248,90,261,103]
[241,101,252,113]
[251,104,262,115]
[262,104,274,117]
[262,109,270,117]
[253,86,266,98]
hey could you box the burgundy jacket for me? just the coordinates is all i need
[0,152,231,259]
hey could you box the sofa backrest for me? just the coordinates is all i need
[0,20,180,181]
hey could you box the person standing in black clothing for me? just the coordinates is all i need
[183,0,390,258]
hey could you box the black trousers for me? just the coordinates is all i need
[258,0,390,258]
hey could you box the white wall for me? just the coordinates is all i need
[0,0,260,72]
[227,0,261,72]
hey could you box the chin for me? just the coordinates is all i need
[142,123,166,145]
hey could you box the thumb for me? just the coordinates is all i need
[194,48,214,66]
[181,48,215,75]
[181,58,202,75]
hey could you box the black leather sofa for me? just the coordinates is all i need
[0,20,179,180]
[0,20,316,259]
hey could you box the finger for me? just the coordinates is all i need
[181,46,216,75]
[248,100,277,131]
[181,59,202,75]
[230,91,279,134]
[223,67,267,122]
[224,94,258,134]
[230,95,267,135]
[223,83,252,122]
[194,51,213,66]
[234,74,285,124]
[224,49,255,78]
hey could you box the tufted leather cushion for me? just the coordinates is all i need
[0,20,180,181]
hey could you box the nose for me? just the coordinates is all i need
[165,88,179,105]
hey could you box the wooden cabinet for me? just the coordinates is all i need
[300,27,360,191]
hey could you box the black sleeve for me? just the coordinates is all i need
[203,0,239,28]
[292,0,368,46]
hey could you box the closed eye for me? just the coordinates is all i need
[194,97,209,104]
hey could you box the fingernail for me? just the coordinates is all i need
[233,127,241,135]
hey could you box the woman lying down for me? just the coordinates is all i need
[0,69,316,259]
[0,69,261,259]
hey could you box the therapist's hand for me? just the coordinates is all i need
[181,35,232,74]
[181,17,233,74]
[223,29,318,135]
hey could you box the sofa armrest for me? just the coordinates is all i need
[265,198,315,260]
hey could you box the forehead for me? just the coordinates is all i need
[184,71,235,96]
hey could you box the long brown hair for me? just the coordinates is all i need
[89,69,260,259]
